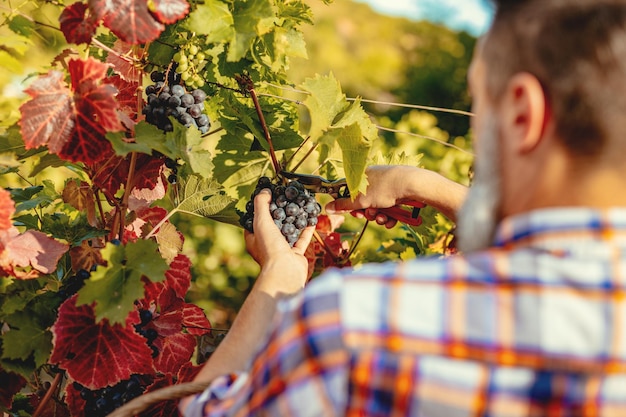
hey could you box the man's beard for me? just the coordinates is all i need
[456,114,502,253]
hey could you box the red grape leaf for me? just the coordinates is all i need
[19,71,75,154]
[0,188,15,231]
[1,230,69,279]
[106,74,139,119]
[149,0,190,24]
[20,59,122,165]
[0,366,26,410]
[182,303,211,336]
[89,0,164,44]
[59,2,99,45]
[106,41,143,82]
[142,254,191,301]
[140,290,196,374]
[133,154,165,191]
[50,296,154,389]
[88,150,128,195]
[152,331,196,375]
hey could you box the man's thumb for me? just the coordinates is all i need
[325,198,356,214]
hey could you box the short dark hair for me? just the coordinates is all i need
[485,0,626,157]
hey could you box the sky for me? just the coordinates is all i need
[354,0,494,36]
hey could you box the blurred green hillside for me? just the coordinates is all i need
[288,1,476,138]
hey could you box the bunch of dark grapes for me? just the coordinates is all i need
[134,309,160,358]
[73,375,144,417]
[240,177,321,247]
[57,269,90,300]
[142,71,210,134]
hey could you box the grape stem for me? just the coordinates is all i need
[237,75,282,176]
[32,372,63,417]
[119,152,138,238]
[347,220,369,259]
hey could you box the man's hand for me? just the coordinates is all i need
[245,189,315,296]
[326,165,468,226]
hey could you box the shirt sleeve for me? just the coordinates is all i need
[181,270,349,417]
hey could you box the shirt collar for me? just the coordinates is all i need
[493,207,626,247]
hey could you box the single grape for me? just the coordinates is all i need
[171,84,185,97]
[168,174,177,184]
[199,125,209,134]
[158,92,171,103]
[164,158,177,169]
[192,89,207,103]
[272,208,286,221]
[308,217,319,227]
[284,186,299,201]
[284,216,296,224]
[276,195,288,208]
[187,104,201,118]
[181,94,194,107]
[168,95,182,108]
[285,202,300,216]
[281,223,296,236]
[150,71,165,82]
[145,84,156,95]
[139,309,152,325]
[295,217,308,229]
[179,113,194,125]
[147,93,158,105]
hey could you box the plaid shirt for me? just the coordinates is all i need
[184,208,626,417]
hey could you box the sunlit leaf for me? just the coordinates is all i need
[184,0,234,42]
[228,0,276,61]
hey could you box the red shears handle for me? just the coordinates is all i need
[377,201,425,226]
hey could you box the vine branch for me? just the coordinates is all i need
[32,372,63,417]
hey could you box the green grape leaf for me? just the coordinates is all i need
[184,0,234,43]
[107,131,154,156]
[134,121,170,155]
[228,0,276,62]
[41,209,106,246]
[300,73,349,142]
[175,123,214,179]
[333,97,379,140]
[334,123,371,197]
[0,279,45,318]
[11,214,39,230]
[174,175,239,225]
[2,311,53,367]
[76,240,168,324]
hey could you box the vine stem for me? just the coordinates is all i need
[347,220,369,259]
[32,372,63,417]
[119,152,138,239]
[248,87,281,176]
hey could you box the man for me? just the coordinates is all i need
[181,0,626,415]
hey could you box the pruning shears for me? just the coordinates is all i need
[280,170,425,227]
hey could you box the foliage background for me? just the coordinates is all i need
[0,0,474,328]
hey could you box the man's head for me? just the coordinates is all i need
[457,0,626,252]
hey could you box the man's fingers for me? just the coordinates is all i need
[293,226,315,254]
[326,198,358,214]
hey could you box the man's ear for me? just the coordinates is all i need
[500,73,548,154]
